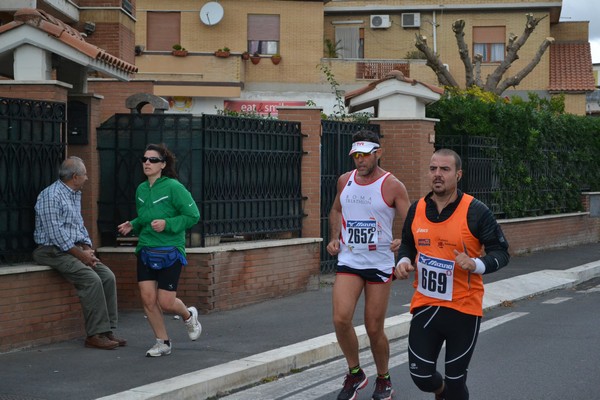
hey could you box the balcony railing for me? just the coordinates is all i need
[134,52,244,84]
[356,61,410,80]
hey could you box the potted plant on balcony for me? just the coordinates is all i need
[271,53,282,65]
[172,44,188,57]
[215,47,231,58]
[241,51,250,60]
[250,51,261,65]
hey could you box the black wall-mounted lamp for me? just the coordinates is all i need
[84,21,96,36]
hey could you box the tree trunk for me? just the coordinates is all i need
[453,20,476,87]
[495,37,554,94]
[414,33,459,87]
[473,54,483,88]
[485,13,549,92]
[414,13,552,94]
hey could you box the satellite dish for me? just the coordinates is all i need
[200,2,224,26]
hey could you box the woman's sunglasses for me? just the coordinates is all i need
[140,156,164,164]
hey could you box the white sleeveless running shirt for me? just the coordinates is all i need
[337,170,396,270]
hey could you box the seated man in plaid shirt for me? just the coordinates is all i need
[33,156,126,350]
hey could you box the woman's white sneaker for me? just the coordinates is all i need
[146,339,172,357]
[184,306,202,340]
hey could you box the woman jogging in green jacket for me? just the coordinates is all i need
[118,143,202,357]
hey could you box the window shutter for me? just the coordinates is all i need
[472,26,505,43]
[248,15,280,40]
[147,12,181,51]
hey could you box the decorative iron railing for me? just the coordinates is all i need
[97,114,304,246]
[0,97,66,264]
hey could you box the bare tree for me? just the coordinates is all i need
[415,13,555,95]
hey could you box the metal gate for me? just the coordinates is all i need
[97,113,304,246]
[320,120,380,273]
[0,97,66,264]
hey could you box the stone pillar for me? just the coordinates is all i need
[373,118,437,234]
[67,94,104,247]
[277,106,323,239]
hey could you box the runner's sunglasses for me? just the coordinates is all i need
[351,149,378,159]
[140,156,164,163]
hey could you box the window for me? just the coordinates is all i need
[122,0,134,16]
[146,12,181,51]
[248,15,280,55]
[473,26,505,62]
[335,26,364,59]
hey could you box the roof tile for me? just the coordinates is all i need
[549,42,595,92]
[9,8,137,74]
[345,70,444,105]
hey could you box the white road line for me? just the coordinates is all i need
[577,284,600,294]
[542,297,572,304]
[480,312,528,332]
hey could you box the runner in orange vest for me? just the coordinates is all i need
[394,148,510,400]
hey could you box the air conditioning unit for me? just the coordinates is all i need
[370,15,391,29]
[401,13,421,28]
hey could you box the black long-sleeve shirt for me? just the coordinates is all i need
[397,190,510,274]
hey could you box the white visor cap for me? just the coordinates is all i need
[349,141,380,155]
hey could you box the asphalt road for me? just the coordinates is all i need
[221,277,600,400]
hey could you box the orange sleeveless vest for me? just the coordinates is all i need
[410,194,485,316]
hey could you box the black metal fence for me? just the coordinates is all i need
[0,97,66,263]
[434,135,501,215]
[97,113,304,246]
[320,120,380,273]
[434,135,572,218]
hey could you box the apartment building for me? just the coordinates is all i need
[130,0,592,116]
[0,1,594,116]
[133,0,328,116]
[323,0,595,115]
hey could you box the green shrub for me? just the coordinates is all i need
[428,90,600,218]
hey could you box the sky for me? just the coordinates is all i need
[561,0,600,63]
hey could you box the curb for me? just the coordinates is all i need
[97,261,600,400]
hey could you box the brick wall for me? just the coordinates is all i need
[93,240,322,313]
[78,6,136,65]
[0,267,84,353]
[562,93,587,116]
[88,80,155,124]
[0,83,69,103]
[551,21,590,42]
[500,213,600,255]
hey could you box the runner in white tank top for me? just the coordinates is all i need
[338,169,396,273]
[326,130,410,400]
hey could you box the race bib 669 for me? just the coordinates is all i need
[416,253,454,301]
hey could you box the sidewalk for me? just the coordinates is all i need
[1,242,599,400]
